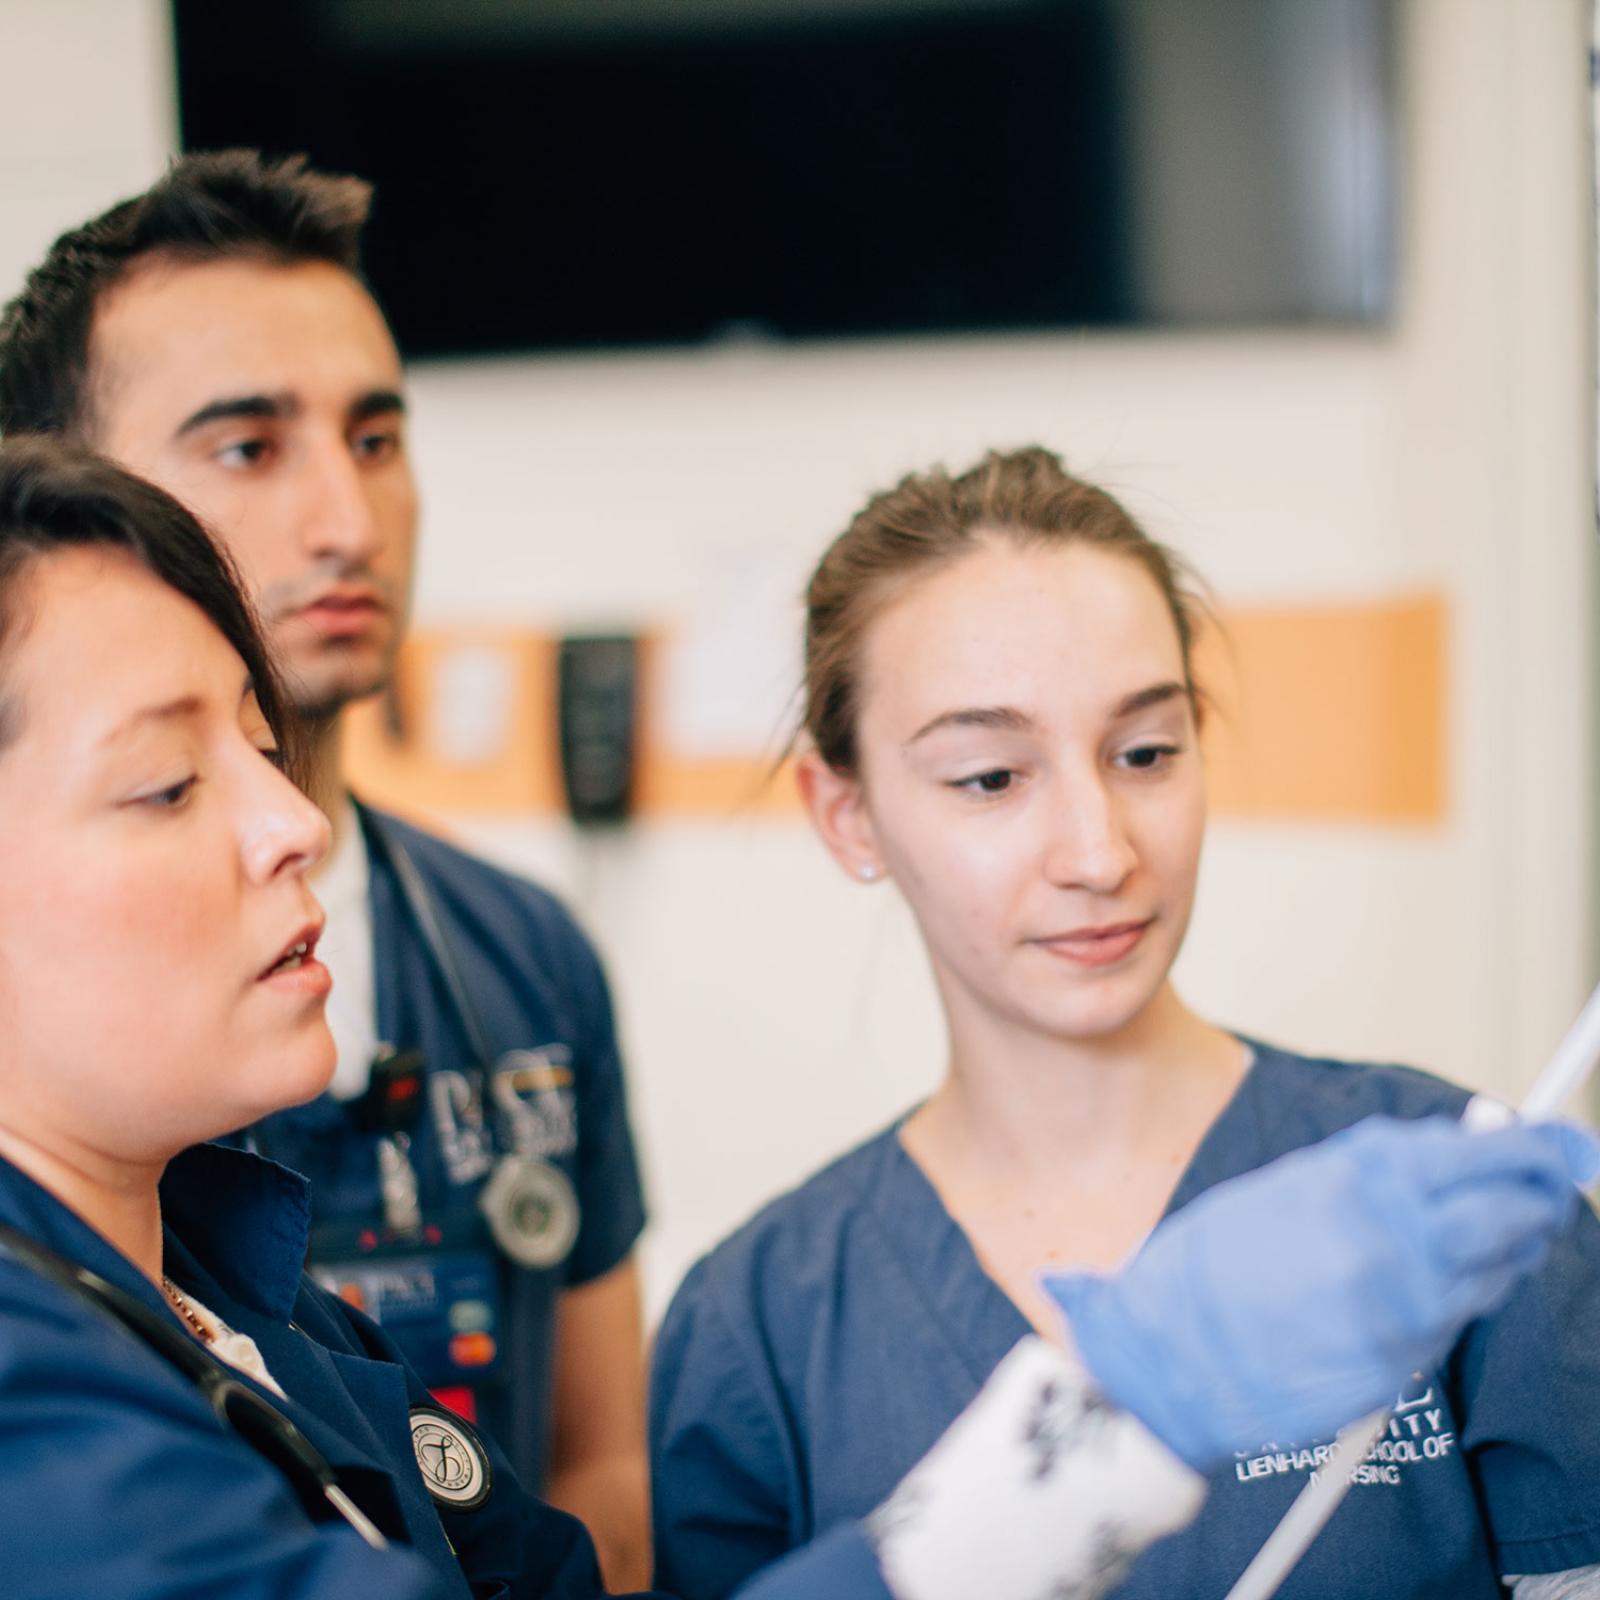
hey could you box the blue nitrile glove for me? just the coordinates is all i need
[1045,1114,1600,1471]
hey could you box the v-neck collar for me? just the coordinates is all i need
[861,1037,1280,1381]
[0,1142,312,1327]
[1161,1037,1274,1213]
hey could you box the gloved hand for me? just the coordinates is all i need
[1045,1114,1600,1471]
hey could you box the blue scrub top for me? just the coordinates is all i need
[0,1141,896,1600]
[650,1041,1600,1600]
[242,802,647,1488]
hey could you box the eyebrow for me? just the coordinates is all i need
[905,681,1188,748]
[98,694,204,747]
[175,393,293,436]
[174,387,406,438]
[99,678,258,748]
[906,706,1034,746]
[1112,681,1188,718]
[349,389,407,425]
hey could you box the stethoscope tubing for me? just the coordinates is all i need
[0,1223,388,1549]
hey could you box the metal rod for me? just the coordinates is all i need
[1219,1410,1389,1600]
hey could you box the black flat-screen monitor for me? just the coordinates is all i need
[173,0,1397,357]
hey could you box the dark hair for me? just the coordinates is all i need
[803,445,1208,773]
[0,149,373,440]
[0,437,301,776]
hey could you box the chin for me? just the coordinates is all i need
[1040,1009,1148,1045]
[296,1048,339,1106]
[289,661,391,722]
[258,1040,338,1117]
[1019,980,1164,1045]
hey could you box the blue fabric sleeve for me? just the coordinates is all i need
[1453,1199,1600,1574]
[651,1259,801,1599]
[558,918,647,1288]
[0,1267,452,1600]
[730,1526,891,1600]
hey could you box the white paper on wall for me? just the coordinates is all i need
[658,553,808,761]
[431,642,517,766]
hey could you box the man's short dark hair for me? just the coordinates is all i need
[0,149,373,441]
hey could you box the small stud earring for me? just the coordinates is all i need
[858,863,881,882]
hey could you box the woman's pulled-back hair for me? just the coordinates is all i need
[0,437,300,776]
[803,445,1205,773]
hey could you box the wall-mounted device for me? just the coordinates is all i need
[557,634,639,826]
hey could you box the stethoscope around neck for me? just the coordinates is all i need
[371,810,500,1078]
[357,812,583,1270]
[0,1223,389,1549]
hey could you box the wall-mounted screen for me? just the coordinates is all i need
[173,0,1397,357]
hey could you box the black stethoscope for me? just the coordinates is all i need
[360,810,583,1270]
[0,1223,389,1549]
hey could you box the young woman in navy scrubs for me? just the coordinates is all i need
[650,447,1600,1600]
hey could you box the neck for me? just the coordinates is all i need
[906,983,1244,1189]
[302,710,349,870]
[0,1122,166,1286]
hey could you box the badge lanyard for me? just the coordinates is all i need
[365,813,582,1270]
[0,1224,388,1549]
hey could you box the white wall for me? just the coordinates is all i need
[1,0,1594,1322]
[0,0,173,298]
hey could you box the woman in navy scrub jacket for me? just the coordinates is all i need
[0,438,1590,1600]
[650,447,1600,1600]
[0,439,1100,1600]
[0,439,1112,1600]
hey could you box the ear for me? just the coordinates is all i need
[796,748,884,883]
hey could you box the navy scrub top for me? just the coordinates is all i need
[242,802,647,1489]
[0,1141,899,1600]
[650,1041,1600,1600]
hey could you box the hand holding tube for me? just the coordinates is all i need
[1045,1114,1600,1470]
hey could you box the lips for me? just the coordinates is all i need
[259,921,324,981]
[297,588,386,639]
[1034,919,1152,968]
[302,584,383,613]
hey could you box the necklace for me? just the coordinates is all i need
[161,1276,213,1345]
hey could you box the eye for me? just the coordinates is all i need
[136,776,198,810]
[952,768,1017,796]
[257,744,287,772]
[215,436,274,470]
[1116,742,1180,773]
[352,424,402,463]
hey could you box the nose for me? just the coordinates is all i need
[301,436,384,568]
[1041,772,1137,896]
[240,761,333,885]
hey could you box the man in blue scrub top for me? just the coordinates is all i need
[0,151,651,1587]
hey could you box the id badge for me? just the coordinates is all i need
[312,1247,504,1390]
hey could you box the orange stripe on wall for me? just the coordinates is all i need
[1198,595,1447,823]
[344,628,564,818]
[345,596,1447,826]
